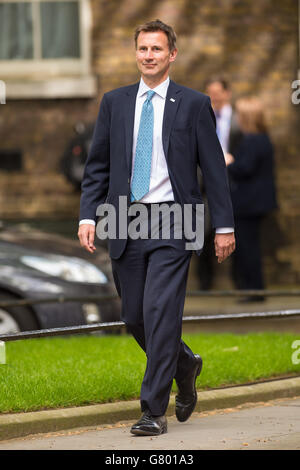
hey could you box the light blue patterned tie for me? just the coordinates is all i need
[130,90,155,202]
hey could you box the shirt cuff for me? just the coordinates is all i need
[79,219,96,226]
[215,227,234,233]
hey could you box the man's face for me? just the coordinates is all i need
[206,82,231,111]
[136,31,177,83]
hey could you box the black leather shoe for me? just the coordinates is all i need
[130,410,167,436]
[175,354,203,422]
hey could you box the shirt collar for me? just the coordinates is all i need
[138,76,170,99]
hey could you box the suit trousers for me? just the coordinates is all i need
[111,202,196,416]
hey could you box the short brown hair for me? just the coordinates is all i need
[134,19,177,52]
[205,77,231,91]
[235,96,268,134]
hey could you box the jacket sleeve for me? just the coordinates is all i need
[79,93,110,222]
[196,96,234,229]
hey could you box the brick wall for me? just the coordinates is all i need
[0,0,299,286]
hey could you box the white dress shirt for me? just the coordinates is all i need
[215,104,232,154]
[131,76,174,203]
[80,77,233,233]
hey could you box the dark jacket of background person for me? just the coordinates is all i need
[227,132,278,217]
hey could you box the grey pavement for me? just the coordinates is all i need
[0,397,299,450]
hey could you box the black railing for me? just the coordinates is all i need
[1,309,300,342]
[0,290,299,343]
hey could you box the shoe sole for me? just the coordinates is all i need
[195,358,203,380]
[186,357,203,397]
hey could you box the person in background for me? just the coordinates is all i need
[224,96,277,302]
[205,77,242,156]
[197,78,243,290]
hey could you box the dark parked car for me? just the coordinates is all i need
[0,221,121,335]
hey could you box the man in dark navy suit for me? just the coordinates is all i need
[78,20,235,436]
[197,77,243,290]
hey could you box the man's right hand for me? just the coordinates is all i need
[78,224,96,254]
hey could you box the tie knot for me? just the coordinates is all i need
[146,90,155,101]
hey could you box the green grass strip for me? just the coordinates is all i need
[0,331,299,413]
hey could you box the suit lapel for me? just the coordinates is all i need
[124,83,139,175]
[162,80,182,159]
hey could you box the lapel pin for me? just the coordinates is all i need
[170,98,176,102]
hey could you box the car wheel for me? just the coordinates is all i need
[0,292,39,335]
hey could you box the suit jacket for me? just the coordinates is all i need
[227,132,278,217]
[79,80,234,259]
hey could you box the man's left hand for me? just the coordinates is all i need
[224,153,235,166]
[214,232,235,263]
